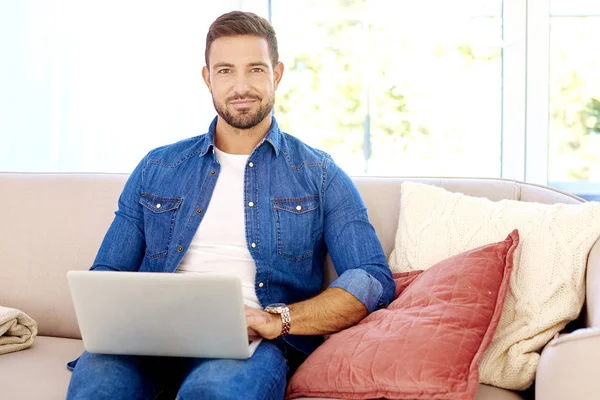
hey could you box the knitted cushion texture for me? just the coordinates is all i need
[388,182,600,390]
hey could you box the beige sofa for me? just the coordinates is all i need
[1,172,599,400]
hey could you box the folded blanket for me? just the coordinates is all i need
[0,306,38,355]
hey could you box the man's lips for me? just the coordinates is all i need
[229,98,259,108]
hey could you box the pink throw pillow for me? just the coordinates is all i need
[286,230,519,400]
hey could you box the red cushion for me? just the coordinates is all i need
[286,230,519,400]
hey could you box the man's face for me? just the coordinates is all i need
[203,35,283,130]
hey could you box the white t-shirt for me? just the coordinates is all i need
[176,147,260,309]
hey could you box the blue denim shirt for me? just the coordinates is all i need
[90,117,395,356]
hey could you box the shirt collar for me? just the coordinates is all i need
[199,116,281,158]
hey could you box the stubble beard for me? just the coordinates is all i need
[213,94,275,130]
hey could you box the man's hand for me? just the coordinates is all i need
[245,306,282,340]
[245,288,368,339]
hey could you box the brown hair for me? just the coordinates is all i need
[205,11,279,67]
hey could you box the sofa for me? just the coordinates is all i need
[0,172,599,400]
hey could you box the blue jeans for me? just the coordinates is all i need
[66,340,288,400]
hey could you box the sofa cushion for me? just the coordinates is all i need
[0,337,526,400]
[286,231,518,400]
[388,181,600,390]
[0,336,83,399]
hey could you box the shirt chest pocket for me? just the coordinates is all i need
[273,196,321,261]
[139,192,183,260]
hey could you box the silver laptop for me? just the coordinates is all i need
[67,270,262,359]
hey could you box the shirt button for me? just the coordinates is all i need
[258,282,264,288]
[251,242,256,248]
[156,204,161,209]
[177,246,184,252]
[249,162,254,168]
[248,201,254,207]
[196,209,203,214]
[296,205,302,211]
[210,170,216,175]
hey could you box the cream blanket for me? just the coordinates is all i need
[0,306,38,355]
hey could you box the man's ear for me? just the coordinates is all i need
[273,61,284,90]
[202,66,211,90]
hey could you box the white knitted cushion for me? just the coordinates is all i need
[388,182,600,390]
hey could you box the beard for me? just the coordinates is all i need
[213,93,275,130]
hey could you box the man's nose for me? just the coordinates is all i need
[231,73,251,94]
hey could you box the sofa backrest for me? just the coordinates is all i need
[322,177,584,289]
[0,173,128,338]
[0,173,583,338]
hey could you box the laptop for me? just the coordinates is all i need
[66,270,262,359]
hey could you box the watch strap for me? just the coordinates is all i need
[280,306,291,336]
[265,304,291,337]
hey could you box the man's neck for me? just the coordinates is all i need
[214,115,272,155]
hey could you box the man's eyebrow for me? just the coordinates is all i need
[248,62,270,69]
[212,62,235,70]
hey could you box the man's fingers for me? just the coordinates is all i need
[246,310,261,326]
[247,326,260,341]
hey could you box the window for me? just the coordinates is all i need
[273,0,502,177]
[0,0,263,173]
[547,0,600,200]
[1,0,599,200]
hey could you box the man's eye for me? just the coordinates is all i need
[218,69,231,74]
[251,68,264,73]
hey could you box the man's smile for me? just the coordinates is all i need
[229,98,259,109]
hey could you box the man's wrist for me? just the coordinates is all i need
[264,303,291,337]
[269,312,283,338]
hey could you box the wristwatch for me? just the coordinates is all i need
[264,303,291,337]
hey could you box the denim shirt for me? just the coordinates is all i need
[90,116,395,356]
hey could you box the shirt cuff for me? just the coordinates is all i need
[329,269,384,313]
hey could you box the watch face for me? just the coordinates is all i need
[267,303,287,309]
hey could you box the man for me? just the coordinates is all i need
[66,11,395,400]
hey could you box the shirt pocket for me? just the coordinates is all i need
[139,192,183,260]
[273,196,320,261]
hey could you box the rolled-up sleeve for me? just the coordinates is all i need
[330,269,385,312]
[322,158,395,313]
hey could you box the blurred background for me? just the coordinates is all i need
[1,0,599,200]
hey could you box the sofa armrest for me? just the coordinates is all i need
[586,238,600,327]
[536,327,600,399]
[536,240,600,399]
